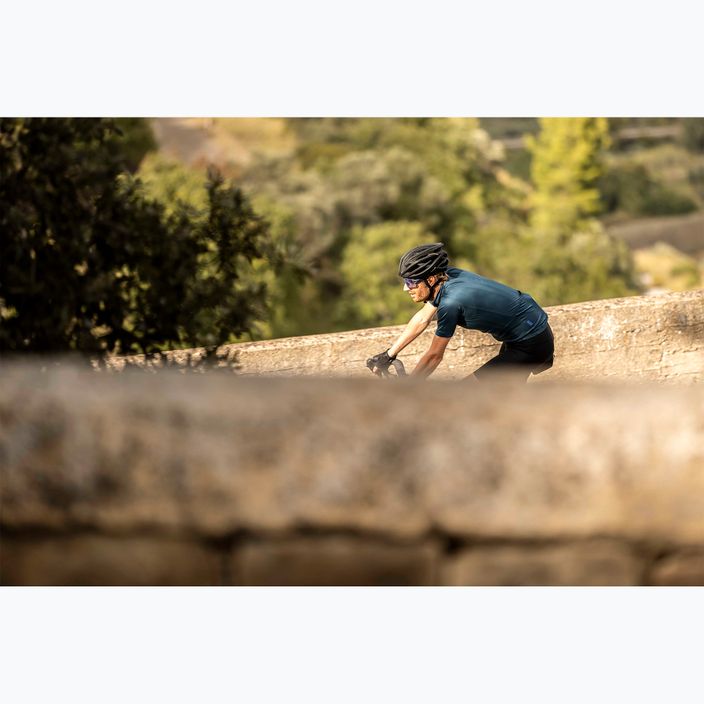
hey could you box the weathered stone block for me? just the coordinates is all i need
[1,367,704,545]
[440,541,643,586]
[0,534,222,586]
[649,551,704,586]
[2,292,702,586]
[233,536,440,586]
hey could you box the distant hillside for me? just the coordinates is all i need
[606,211,704,257]
[149,118,295,170]
[147,118,704,285]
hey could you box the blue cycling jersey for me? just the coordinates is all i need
[432,267,548,342]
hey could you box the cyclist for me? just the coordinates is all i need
[367,243,554,381]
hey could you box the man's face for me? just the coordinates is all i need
[403,276,435,303]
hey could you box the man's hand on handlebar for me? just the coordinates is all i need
[366,349,395,376]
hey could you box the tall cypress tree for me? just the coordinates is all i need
[527,117,611,235]
[517,118,640,304]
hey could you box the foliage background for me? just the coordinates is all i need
[2,117,703,354]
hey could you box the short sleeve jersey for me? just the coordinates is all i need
[432,267,548,342]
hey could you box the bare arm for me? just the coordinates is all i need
[411,334,451,379]
[388,302,438,358]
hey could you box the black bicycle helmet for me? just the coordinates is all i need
[398,243,449,279]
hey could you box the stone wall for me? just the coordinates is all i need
[106,290,704,383]
[2,365,703,586]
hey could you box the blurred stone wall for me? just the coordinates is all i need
[106,290,704,383]
[1,367,703,586]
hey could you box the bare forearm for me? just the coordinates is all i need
[411,352,444,378]
[388,317,430,358]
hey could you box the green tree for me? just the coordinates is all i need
[0,118,280,355]
[523,222,638,305]
[680,118,704,153]
[527,117,611,234]
[521,118,639,304]
[138,152,208,218]
[340,221,437,327]
[111,118,158,172]
[241,119,530,333]
[280,117,526,254]
[599,161,697,216]
[138,154,311,340]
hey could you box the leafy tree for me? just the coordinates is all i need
[138,152,208,218]
[599,161,697,216]
[138,153,311,341]
[688,164,704,203]
[287,118,519,222]
[680,118,704,153]
[0,118,280,356]
[527,117,611,234]
[111,118,158,172]
[522,222,638,305]
[340,221,438,327]
[243,194,317,338]
[239,119,531,332]
[520,118,639,304]
[329,147,450,229]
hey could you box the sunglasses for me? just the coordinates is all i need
[403,278,423,290]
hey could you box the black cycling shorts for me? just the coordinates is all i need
[473,324,554,382]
